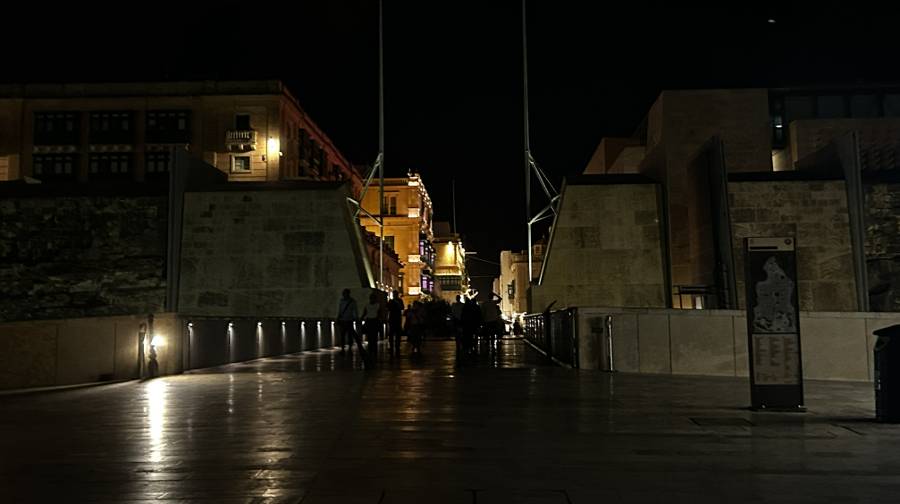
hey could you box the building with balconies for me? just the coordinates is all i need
[0,80,362,195]
[358,173,435,305]
[433,221,469,303]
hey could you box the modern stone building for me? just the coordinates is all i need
[0,80,362,195]
[536,85,900,313]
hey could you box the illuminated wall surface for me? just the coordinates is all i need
[729,180,856,312]
[0,81,361,194]
[532,181,668,310]
[359,175,435,303]
[178,186,373,318]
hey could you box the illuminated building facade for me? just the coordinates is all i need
[499,241,544,319]
[359,173,435,305]
[432,221,469,303]
[0,80,362,195]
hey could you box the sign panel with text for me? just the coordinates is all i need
[744,237,805,411]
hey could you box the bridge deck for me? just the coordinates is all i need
[0,338,895,503]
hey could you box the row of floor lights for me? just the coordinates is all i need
[184,319,347,366]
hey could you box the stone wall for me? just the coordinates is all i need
[0,313,181,390]
[645,89,773,288]
[866,183,900,311]
[0,196,167,322]
[532,180,667,310]
[178,186,371,318]
[729,180,856,311]
[575,306,900,382]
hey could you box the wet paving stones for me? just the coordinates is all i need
[1,338,899,503]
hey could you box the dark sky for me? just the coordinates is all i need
[6,1,900,276]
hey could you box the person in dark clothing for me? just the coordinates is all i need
[337,288,366,361]
[451,295,465,356]
[406,301,426,355]
[387,291,405,357]
[461,297,482,356]
[361,291,382,353]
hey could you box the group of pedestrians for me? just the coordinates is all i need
[337,288,507,366]
[336,288,423,366]
[450,294,504,359]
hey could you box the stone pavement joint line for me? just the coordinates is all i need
[1,338,897,503]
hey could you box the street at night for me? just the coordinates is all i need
[1,340,897,503]
[4,2,900,502]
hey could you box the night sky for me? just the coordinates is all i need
[7,1,900,275]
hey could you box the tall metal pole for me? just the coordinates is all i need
[378,0,385,287]
[451,178,457,234]
[522,0,533,282]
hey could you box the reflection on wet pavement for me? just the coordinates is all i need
[1,338,898,503]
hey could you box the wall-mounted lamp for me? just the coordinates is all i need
[267,137,280,155]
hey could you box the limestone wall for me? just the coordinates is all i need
[532,182,666,310]
[178,187,371,318]
[0,195,167,322]
[728,180,857,311]
[0,313,181,390]
[866,183,900,311]
[576,307,900,382]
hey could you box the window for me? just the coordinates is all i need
[146,151,171,176]
[310,141,322,172]
[885,95,900,117]
[90,111,134,144]
[33,154,78,180]
[318,149,328,174]
[784,96,815,124]
[146,111,191,143]
[438,276,461,291]
[232,155,251,172]
[850,95,880,118]
[383,194,398,215]
[88,153,132,179]
[384,235,395,252]
[33,112,79,145]
[816,95,846,118]
[298,129,311,160]
[235,114,251,130]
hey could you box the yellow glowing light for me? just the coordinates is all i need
[267,137,280,153]
[145,380,168,463]
[150,335,165,347]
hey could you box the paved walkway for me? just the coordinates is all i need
[1,338,898,503]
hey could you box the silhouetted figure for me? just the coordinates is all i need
[406,301,426,355]
[451,295,465,356]
[388,291,405,357]
[481,295,503,351]
[337,289,366,362]
[361,291,382,353]
[461,297,482,356]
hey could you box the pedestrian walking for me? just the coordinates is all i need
[451,295,465,356]
[337,288,366,361]
[481,294,503,351]
[388,291,405,357]
[461,297,481,356]
[361,291,382,352]
[406,301,425,355]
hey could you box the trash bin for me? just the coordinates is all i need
[874,324,900,423]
